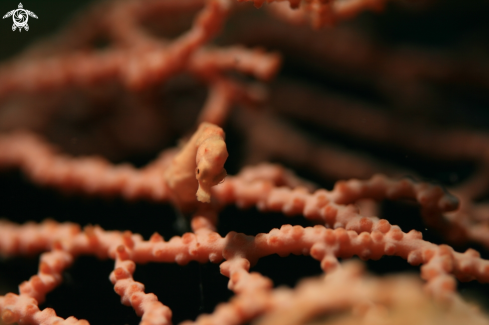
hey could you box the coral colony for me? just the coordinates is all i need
[1,0,489,325]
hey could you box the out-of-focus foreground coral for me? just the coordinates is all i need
[1,0,489,325]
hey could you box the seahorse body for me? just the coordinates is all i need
[164,123,228,211]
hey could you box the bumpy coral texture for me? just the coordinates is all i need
[1,1,489,325]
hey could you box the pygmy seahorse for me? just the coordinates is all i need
[164,122,228,211]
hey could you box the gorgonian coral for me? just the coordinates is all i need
[1,1,489,325]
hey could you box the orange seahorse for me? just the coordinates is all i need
[164,122,228,212]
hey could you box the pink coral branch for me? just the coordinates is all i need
[212,171,458,222]
[0,131,173,201]
[0,122,228,209]
[1,214,489,325]
[242,0,387,28]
